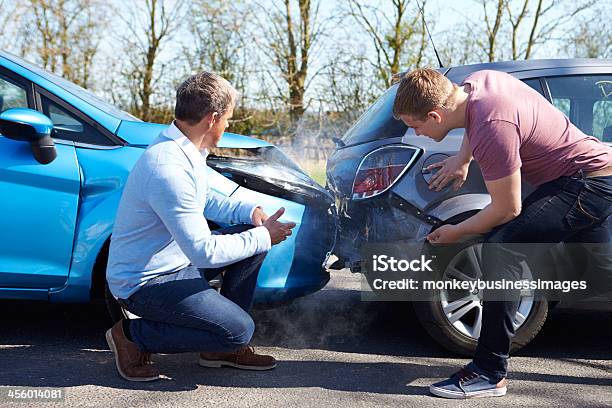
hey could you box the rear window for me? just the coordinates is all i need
[547,75,612,140]
[341,85,407,146]
[340,74,545,147]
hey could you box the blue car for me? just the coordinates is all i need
[0,51,336,318]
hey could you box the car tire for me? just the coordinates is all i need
[413,241,549,357]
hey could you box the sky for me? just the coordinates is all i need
[2,0,607,111]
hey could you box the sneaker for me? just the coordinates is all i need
[105,320,160,382]
[199,345,276,371]
[429,363,507,399]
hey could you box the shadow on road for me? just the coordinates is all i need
[0,284,610,394]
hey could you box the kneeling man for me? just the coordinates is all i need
[106,72,295,381]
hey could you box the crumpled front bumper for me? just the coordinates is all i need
[217,166,338,303]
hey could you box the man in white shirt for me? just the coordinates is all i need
[105,72,295,382]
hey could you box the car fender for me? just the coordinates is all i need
[48,188,122,303]
[48,146,142,302]
[426,193,491,222]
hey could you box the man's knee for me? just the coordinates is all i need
[224,311,255,347]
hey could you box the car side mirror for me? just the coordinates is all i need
[0,108,58,164]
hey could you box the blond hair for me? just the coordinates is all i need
[392,68,455,120]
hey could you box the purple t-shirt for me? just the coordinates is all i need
[463,70,612,187]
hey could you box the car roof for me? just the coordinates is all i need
[444,58,612,79]
[0,50,130,134]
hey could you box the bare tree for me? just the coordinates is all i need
[22,0,107,88]
[562,4,612,59]
[317,46,378,123]
[503,0,596,60]
[525,0,594,59]
[186,1,247,80]
[346,0,428,89]
[185,1,251,106]
[437,22,483,66]
[117,0,184,121]
[256,0,326,126]
[0,0,15,49]
[480,0,506,62]
[458,0,598,62]
[506,0,529,59]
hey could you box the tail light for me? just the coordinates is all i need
[352,145,420,199]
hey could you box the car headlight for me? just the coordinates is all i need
[207,146,332,205]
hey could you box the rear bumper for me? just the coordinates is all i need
[332,193,434,270]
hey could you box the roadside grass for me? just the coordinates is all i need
[299,160,327,186]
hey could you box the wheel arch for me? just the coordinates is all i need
[90,237,111,301]
[426,194,491,223]
[48,189,121,303]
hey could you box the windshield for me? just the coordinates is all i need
[341,84,408,146]
[0,51,138,121]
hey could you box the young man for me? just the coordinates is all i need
[105,72,295,381]
[393,68,612,399]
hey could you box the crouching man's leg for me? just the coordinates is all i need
[428,237,518,399]
[106,264,271,382]
[198,224,275,370]
[430,174,612,398]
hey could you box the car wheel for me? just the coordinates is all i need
[413,242,548,356]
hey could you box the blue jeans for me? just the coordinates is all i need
[474,172,612,381]
[120,225,267,354]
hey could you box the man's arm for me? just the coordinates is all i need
[146,164,271,268]
[456,170,522,234]
[427,170,522,243]
[205,188,260,225]
[458,133,473,163]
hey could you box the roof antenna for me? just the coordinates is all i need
[415,0,444,68]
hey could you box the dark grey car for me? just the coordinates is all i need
[326,59,612,355]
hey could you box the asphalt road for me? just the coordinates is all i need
[1,269,611,408]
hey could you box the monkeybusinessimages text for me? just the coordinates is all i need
[369,255,587,293]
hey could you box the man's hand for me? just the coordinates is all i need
[427,171,523,244]
[426,154,471,192]
[426,224,463,244]
[251,206,268,226]
[263,207,296,245]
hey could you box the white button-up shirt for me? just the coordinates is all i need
[107,122,271,299]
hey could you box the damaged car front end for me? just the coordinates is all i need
[208,142,337,303]
[0,50,336,318]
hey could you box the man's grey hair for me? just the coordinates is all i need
[174,71,238,125]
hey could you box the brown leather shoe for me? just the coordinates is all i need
[106,320,160,381]
[199,345,276,370]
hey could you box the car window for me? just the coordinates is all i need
[522,78,544,96]
[341,76,546,147]
[552,97,571,117]
[341,85,407,147]
[1,51,137,121]
[0,75,28,113]
[546,75,612,141]
[41,95,114,145]
[593,100,612,141]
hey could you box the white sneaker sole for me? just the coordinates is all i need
[198,358,276,371]
[430,384,507,399]
[105,329,159,382]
